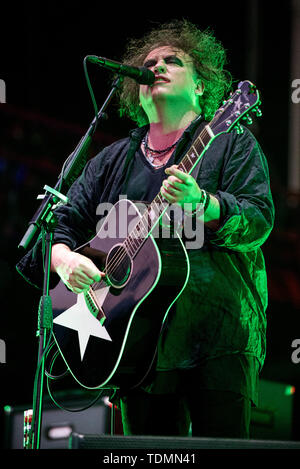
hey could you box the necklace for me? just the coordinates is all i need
[142,132,181,168]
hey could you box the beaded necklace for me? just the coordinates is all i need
[141,131,180,168]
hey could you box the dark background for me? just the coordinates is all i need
[1,1,299,445]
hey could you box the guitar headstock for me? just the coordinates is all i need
[210,80,261,135]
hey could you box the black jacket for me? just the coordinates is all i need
[16,118,275,370]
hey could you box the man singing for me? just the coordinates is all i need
[17,20,274,438]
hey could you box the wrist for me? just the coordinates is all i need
[185,189,210,217]
[51,243,72,272]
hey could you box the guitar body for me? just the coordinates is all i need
[51,199,190,390]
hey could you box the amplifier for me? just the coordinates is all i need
[3,390,113,449]
[250,379,295,440]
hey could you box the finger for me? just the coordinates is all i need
[64,279,87,294]
[69,275,91,290]
[165,165,190,184]
[161,186,178,203]
[72,286,87,294]
[166,176,184,188]
[66,266,97,286]
[161,181,177,196]
[162,177,182,192]
[79,259,104,282]
[162,180,174,194]
[79,268,105,284]
[92,270,104,282]
[75,271,96,284]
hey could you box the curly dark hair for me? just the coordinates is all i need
[118,19,232,126]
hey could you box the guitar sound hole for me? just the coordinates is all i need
[105,244,132,288]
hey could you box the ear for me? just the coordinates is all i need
[195,80,204,96]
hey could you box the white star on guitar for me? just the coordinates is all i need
[53,285,112,361]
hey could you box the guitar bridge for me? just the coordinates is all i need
[84,290,106,325]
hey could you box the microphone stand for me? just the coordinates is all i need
[19,75,123,449]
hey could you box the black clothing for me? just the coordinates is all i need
[120,385,251,438]
[16,118,274,411]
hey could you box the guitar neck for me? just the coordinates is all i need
[123,123,215,259]
[177,124,214,174]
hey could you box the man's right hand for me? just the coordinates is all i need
[51,243,105,293]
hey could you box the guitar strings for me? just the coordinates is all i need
[91,167,182,285]
[90,126,211,291]
[90,199,170,292]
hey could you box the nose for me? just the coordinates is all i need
[154,63,167,74]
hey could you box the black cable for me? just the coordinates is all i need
[83,56,99,118]
[44,341,69,380]
[44,340,110,412]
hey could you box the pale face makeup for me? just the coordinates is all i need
[139,46,203,123]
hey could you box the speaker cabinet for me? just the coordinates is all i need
[3,391,112,449]
[250,379,295,441]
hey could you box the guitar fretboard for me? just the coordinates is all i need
[123,125,213,259]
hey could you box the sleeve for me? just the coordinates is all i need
[208,129,275,252]
[51,156,101,250]
[16,148,109,289]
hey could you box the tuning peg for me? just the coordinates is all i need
[235,123,244,134]
[242,114,253,125]
[254,107,262,117]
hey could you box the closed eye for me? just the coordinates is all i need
[165,56,183,66]
[143,59,156,69]
[143,55,184,69]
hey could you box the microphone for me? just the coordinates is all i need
[86,55,155,85]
